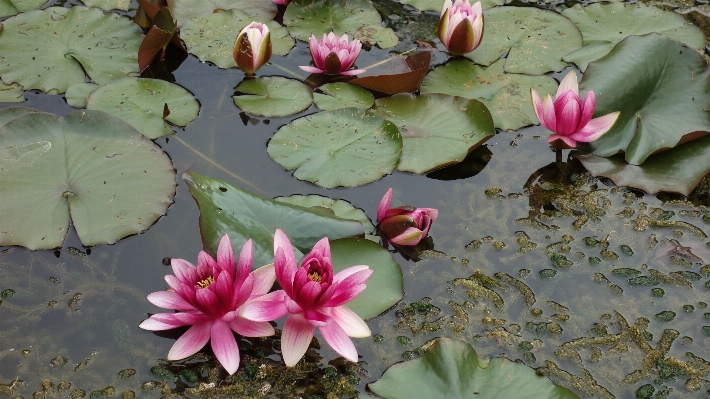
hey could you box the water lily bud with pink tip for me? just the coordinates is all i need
[272,0,290,4]
[376,188,438,246]
[299,32,365,76]
[531,70,621,149]
[233,22,272,74]
[438,0,484,56]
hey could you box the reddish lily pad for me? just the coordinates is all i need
[349,52,431,96]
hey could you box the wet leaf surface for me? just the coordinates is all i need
[168,0,277,27]
[0,0,47,18]
[233,76,313,117]
[313,82,375,111]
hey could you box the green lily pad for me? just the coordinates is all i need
[580,34,710,165]
[313,83,375,111]
[0,110,176,249]
[284,0,386,44]
[353,26,399,49]
[183,171,366,269]
[267,108,402,188]
[562,3,705,71]
[0,106,40,126]
[0,0,47,18]
[233,77,312,117]
[0,81,25,103]
[81,78,200,139]
[577,136,710,195]
[274,194,375,234]
[369,338,579,399]
[80,0,131,11]
[168,0,277,27]
[330,238,403,319]
[465,7,582,74]
[399,0,503,12]
[420,59,558,131]
[181,10,294,69]
[0,7,142,94]
[65,83,100,108]
[371,93,495,174]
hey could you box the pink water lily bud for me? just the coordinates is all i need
[139,235,277,375]
[531,70,621,149]
[272,0,291,4]
[377,188,438,246]
[299,32,365,76]
[233,22,272,74]
[240,229,372,367]
[438,0,484,56]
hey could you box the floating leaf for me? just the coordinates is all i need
[65,83,99,108]
[465,7,582,74]
[0,81,25,103]
[313,83,375,111]
[274,194,375,234]
[349,52,431,96]
[284,0,384,42]
[399,0,503,11]
[183,171,365,268]
[330,238,403,319]
[80,0,131,11]
[0,106,39,126]
[421,59,558,131]
[580,34,710,165]
[577,136,710,195]
[82,78,200,139]
[267,108,402,188]
[372,93,495,174]
[0,110,175,249]
[233,77,313,117]
[168,0,277,27]
[426,145,492,181]
[369,338,580,399]
[181,10,294,69]
[562,3,705,71]
[0,7,142,94]
[138,7,180,72]
[353,26,399,49]
[0,0,47,18]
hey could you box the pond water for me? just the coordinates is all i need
[3,0,710,398]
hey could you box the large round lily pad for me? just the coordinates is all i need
[313,83,375,111]
[421,59,557,131]
[466,7,582,74]
[181,9,294,69]
[0,110,176,249]
[562,3,705,71]
[399,0,503,11]
[372,93,495,174]
[0,0,47,18]
[183,171,365,268]
[0,7,142,94]
[80,78,200,139]
[275,194,375,234]
[267,108,402,188]
[0,81,24,103]
[168,0,277,27]
[330,238,403,320]
[233,77,313,117]
[581,33,710,165]
[369,338,580,399]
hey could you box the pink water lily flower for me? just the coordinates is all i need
[241,229,372,367]
[299,32,365,76]
[272,0,290,4]
[438,0,484,56]
[233,22,272,75]
[531,70,620,149]
[377,188,439,246]
[139,235,277,375]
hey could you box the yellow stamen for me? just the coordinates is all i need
[308,270,322,283]
[196,276,215,288]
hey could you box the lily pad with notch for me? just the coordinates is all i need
[274,194,375,235]
[313,83,375,111]
[0,109,176,249]
[0,7,142,94]
[233,77,313,117]
[371,93,495,174]
[168,0,277,27]
[348,52,431,96]
[0,81,24,103]
[0,0,48,18]
[267,108,402,188]
[183,171,366,269]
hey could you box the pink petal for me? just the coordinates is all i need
[286,296,304,313]
[530,88,546,127]
[164,274,183,292]
[297,280,324,309]
[281,313,315,367]
[319,320,358,362]
[554,91,581,135]
[234,272,255,308]
[329,305,370,337]
[171,258,196,284]
[167,321,212,360]
[197,251,217,277]
[377,188,393,223]
[548,134,577,148]
[340,68,365,76]
[147,291,196,311]
[324,268,372,307]
[172,312,212,325]
[235,239,252,286]
[195,288,220,314]
[542,94,556,132]
[556,70,579,99]
[139,313,190,331]
[578,91,595,132]
[240,290,289,321]
[229,318,275,337]
[250,263,276,296]
[390,227,424,246]
[210,319,240,374]
[325,283,366,308]
[299,65,324,74]
[333,265,371,284]
[304,309,331,327]
[570,111,620,143]
[274,229,297,296]
[217,234,235,276]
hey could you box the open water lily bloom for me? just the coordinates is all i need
[299,32,365,76]
[377,188,438,246]
[240,229,372,367]
[139,235,277,375]
[233,22,272,74]
[531,70,620,149]
[438,0,484,56]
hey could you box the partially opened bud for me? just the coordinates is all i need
[376,188,438,246]
[233,22,272,75]
[438,0,484,56]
